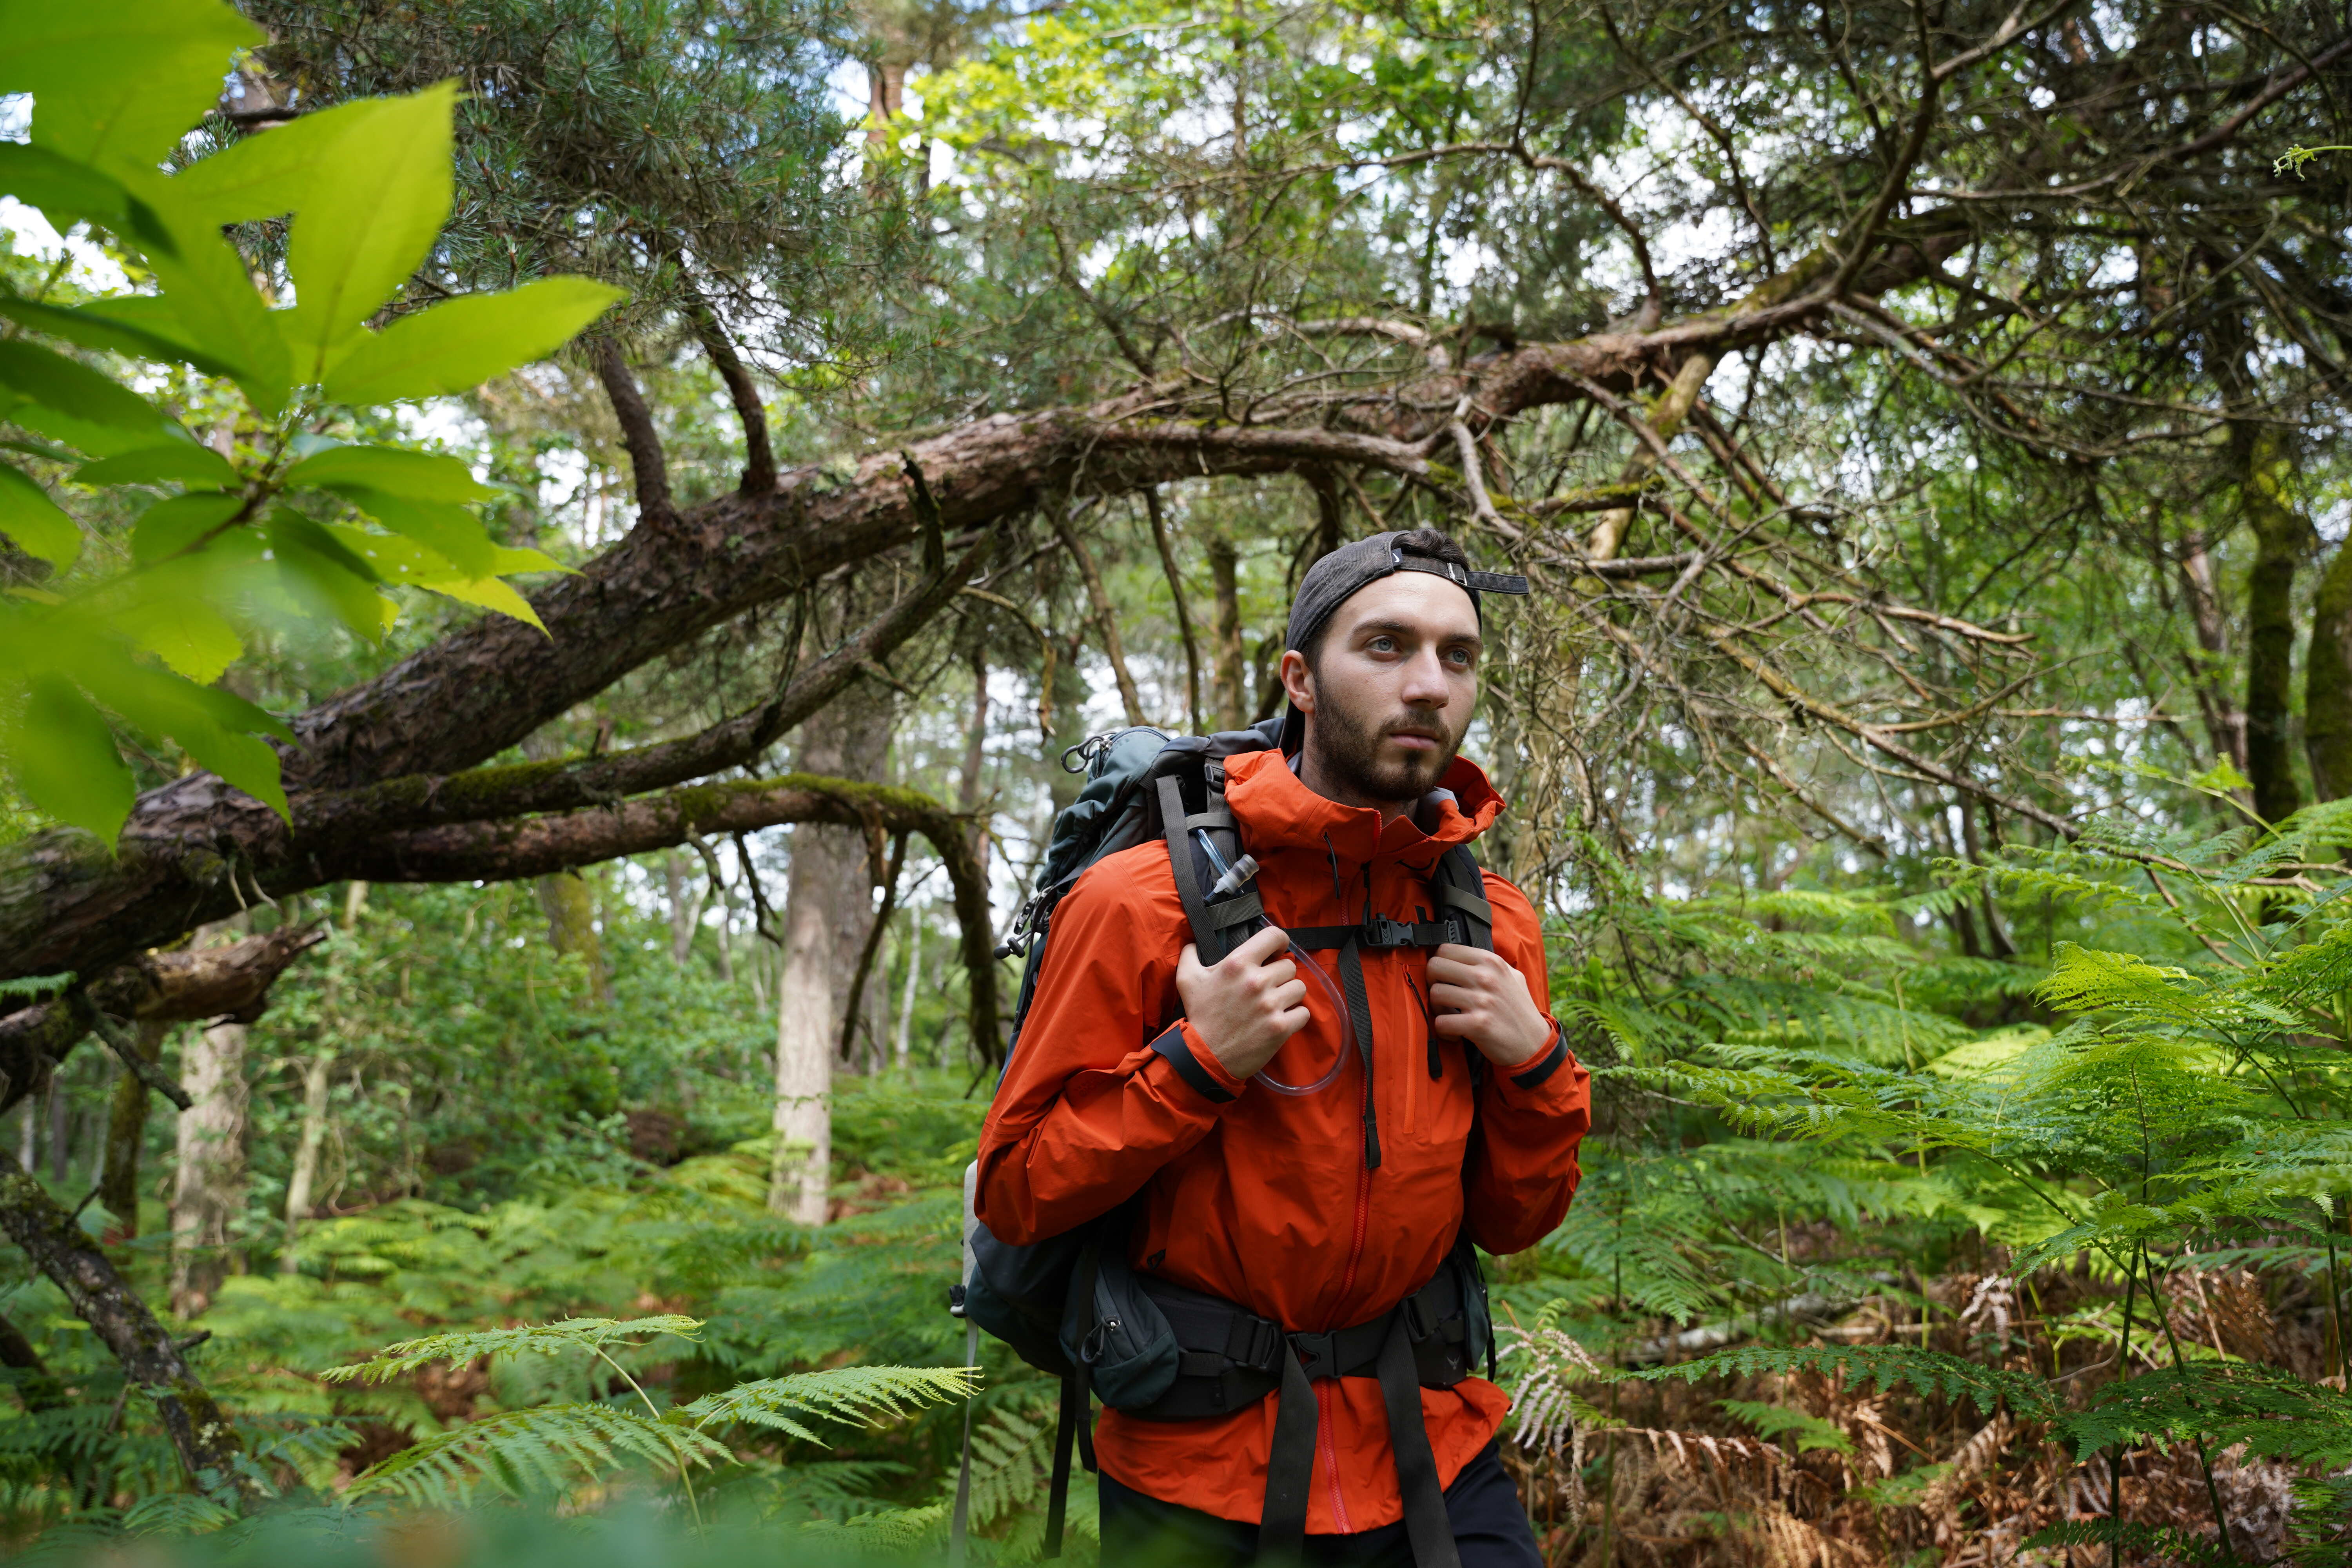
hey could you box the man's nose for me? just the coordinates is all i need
[1400,648,1452,706]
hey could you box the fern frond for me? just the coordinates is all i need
[319,1314,704,1383]
[120,1492,239,1535]
[1717,1399,1855,1454]
[345,1402,728,1508]
[2057,1363,2352,1467]
[2036,944,2205,1022]
[676,1364,976,1443]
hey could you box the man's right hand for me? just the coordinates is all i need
[1176,924,1310,1081]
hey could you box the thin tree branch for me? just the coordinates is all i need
[592,337,675,526]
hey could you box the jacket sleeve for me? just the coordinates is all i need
[975,850,1248,1245]
[1463,870,1591,1257]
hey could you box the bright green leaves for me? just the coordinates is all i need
[0,1,617,846]
[0,618,292,840]
[281,445,497,504]
[284,83,458,385]
[0,0,263,172]
[0,464,80,569]
[323,278,627,405]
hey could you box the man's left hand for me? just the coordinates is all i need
[1426,944,1554,1069]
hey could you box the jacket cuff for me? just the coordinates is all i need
[1508,1022,1569,1091]
[1151,1021,1244,1104]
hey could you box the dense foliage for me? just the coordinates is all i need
[0,0,2347,1563]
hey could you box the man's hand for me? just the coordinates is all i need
[1176,924,1310,1081]
[1427,943,1553,1069]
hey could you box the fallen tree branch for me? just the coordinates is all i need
[340,775,1004,1063]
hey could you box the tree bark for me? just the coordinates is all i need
[1143,488,1202,730]
[769,695,893,1221]
[2241,421,2307,826]
[894,916,921,1072]
[534,870,609,1004]
[664,851,706,965]
[171,1010,248,1318]
[0,923,324,1119]
[171,917,253,1318]
[280,1049,333,1273]
[2307,540,2352,803]
[98,1018,166,1238]
[1207,532,1247,731]
[0,1152,254,1495]
[2177,527,2249,775]
[1054,509,1147,727]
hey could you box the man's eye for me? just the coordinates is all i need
[1369,637,1397,653]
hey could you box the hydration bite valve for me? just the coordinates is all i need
[1207,853,1260,900]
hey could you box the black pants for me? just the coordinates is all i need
[1097,1440,1544,1568]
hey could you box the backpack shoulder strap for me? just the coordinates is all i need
[1154,769,1264,965]
[1430,844,1495,951]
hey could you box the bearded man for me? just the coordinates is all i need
[977,528,1591,1568]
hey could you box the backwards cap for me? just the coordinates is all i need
[1279,532,1529,752]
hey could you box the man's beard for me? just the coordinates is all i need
[1307,695,1464,807]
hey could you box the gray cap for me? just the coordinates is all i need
[1278,532,1528,750]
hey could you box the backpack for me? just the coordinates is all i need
[947,719,1498,1565]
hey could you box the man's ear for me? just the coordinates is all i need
[1278,649,1316,715]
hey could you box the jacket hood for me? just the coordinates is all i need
[1222,747,1505,864]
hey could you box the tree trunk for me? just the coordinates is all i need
[280,1050,333,1273]
[45,1073,65,1184]
[2177,528,2249,776]
[98,1018,167,1239]
[1054,509,1147,727]
[768,693,893,1222]
[664,851,706,965]
[1143,488,1202,730]
[894,916,922,1073]
[2241,421,2306,826]
[2307,540,2352,803]
[534,871,608,1003]
[171,924,250,1320]
[0,1153,254,1496]
[1207,532,1247,731]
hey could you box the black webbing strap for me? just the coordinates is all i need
[1044,1372,1080,1558]
[1338,936,1380,1170]
[1045,1243,1103,1559]
[1204,890,1266,933]
[1377,1314,1463,1568]
[1258,1338,1322,1566]
[1157,774,1221,960]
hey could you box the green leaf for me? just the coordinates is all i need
[68,650,290,817]
[282,445,496,504]
[76,443,238,488]
[167,97,396,224]
[0,143,175,256]
[120,588,242,682]
[283,82,457,381]
[322,523,547,633]
[322,278,625,404]
[0,294,234,375]
[335,488,496,576]
[130,491,241,565]
[0,340,169,430]
[0,1,264,172]
[125,184,292,411]
[0,465,81,569]
[0,672,131,839]
[267,509,394,642]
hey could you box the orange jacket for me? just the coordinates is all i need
[977,748,1591,1533]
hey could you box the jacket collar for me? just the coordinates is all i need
[1223,747,1504,864]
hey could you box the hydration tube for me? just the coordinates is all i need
[1192,829,1351,1096]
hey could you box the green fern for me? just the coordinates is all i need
[344,1403,725,1508]
[678,1365,976,1442]
[318,1315,706,1384]
[1630,1343,2060,1421]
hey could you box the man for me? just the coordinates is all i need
[977,528,1591,1567]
